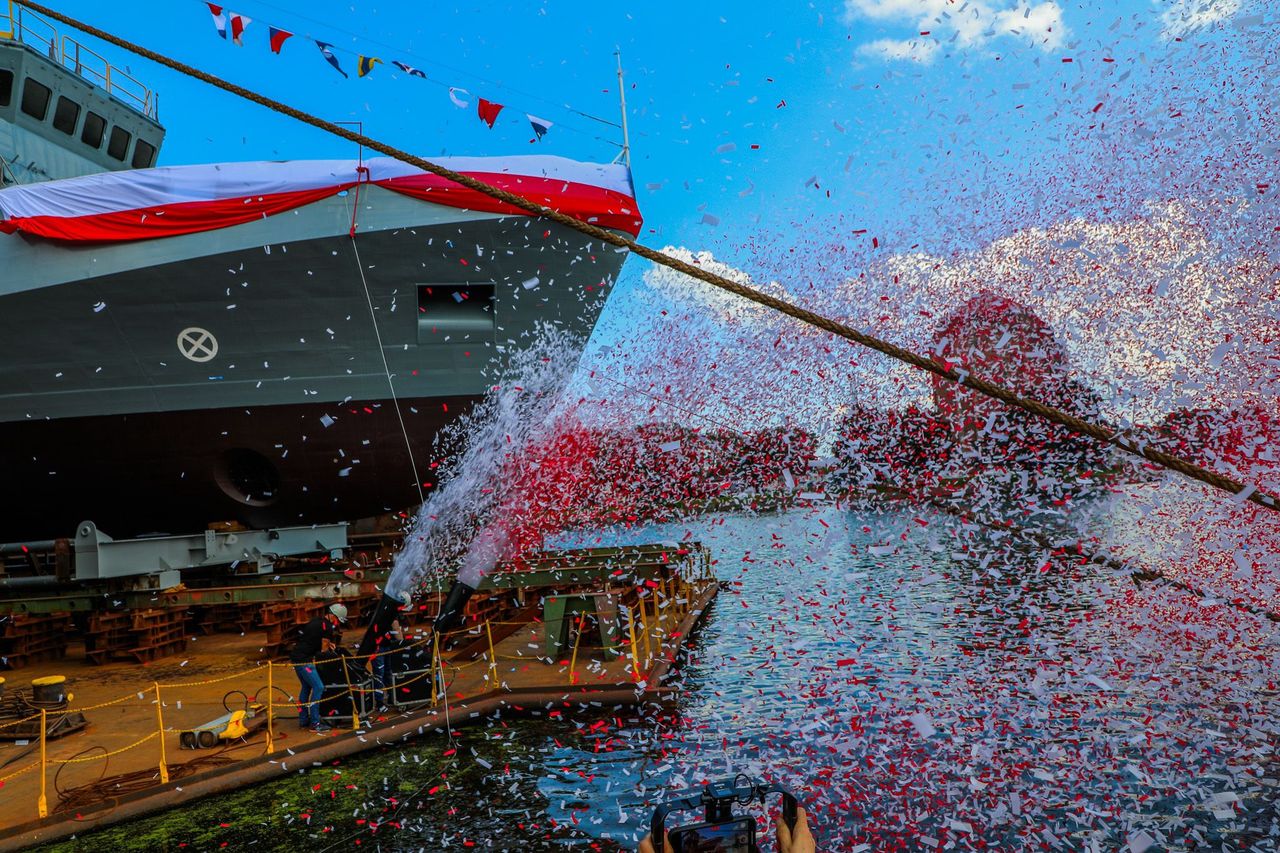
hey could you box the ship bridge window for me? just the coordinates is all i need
[417,283,495,342]
[81,111,105,148]
[132,139,156,168]
[0,70,12,107]
[106,125,131,161]
[52,96,80,135]
[20,78,51,121]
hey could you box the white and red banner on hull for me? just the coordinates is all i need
[0,156,640,242]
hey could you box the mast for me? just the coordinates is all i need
[615,48,631,169]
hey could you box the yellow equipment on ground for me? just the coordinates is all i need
[178,708,252,749]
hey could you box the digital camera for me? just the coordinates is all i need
[650,777,799,853]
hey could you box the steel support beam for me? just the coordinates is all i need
[0,575,390,616]
[73,520,349,583]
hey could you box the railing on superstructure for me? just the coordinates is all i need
[0,0,156,120]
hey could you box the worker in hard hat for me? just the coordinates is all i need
[371,591,413,711]
[290,602,347,733]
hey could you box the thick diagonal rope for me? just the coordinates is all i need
[18,1,1279,515]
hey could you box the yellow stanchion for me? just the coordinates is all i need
[37,708,48,819]
[264,662,274,755]
[153,683,169,784]
[340,661,359,732]
[639,596,652,668]
[626,605,642,682]
[567,614,584,685]
[431,632,441,708]
[484,621,498,689]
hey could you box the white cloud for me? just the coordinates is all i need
[844,0,949,22]
[1157,0,1243,38]
[995,2,1066,47]
[845,0,1067,62]
[639,247,789,324]
[859,37,941,63]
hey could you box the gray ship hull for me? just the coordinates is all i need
[0,185,627,539]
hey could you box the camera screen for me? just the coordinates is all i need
[670,817,756,852]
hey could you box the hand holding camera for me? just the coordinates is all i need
[637,778,816,853]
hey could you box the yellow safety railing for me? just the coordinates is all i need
[567,614,585,685]
[3,574,709,821]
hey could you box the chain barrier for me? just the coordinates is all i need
[0,758,41,786]
[159,664,268,690]
[0,711,43,732]
[48,732,159,765]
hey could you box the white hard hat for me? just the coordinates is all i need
[329,603,349,624]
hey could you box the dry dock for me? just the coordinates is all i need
[0,543,717,850]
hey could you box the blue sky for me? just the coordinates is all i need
[38,0,1220,252]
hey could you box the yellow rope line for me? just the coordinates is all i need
[0,712,42,731]
[0,759,41,784]
[267,688,349,709]
[17,630,441,717]
[51,692,137,714]
[51,732,160,764]
[159,664,268,690]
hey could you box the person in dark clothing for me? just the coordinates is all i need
[371,591,412,710]
[290,603,347,732]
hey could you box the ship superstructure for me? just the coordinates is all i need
[0,5,639,540]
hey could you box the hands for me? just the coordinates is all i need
[777,806,816,853]
[636,831,670,853]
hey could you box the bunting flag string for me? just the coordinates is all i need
[448,87,471,109]
[315,40,347,78]
[527,114,552,141]
[192,2,582,142]
[392,60,426,78]
[477,97,504,129]
[268,26,292,55]
[205,3,226,39]
[229,12,250,46]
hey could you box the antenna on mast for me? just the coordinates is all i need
[614,47,631,169]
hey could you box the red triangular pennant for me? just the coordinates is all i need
[477,98,504,129]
